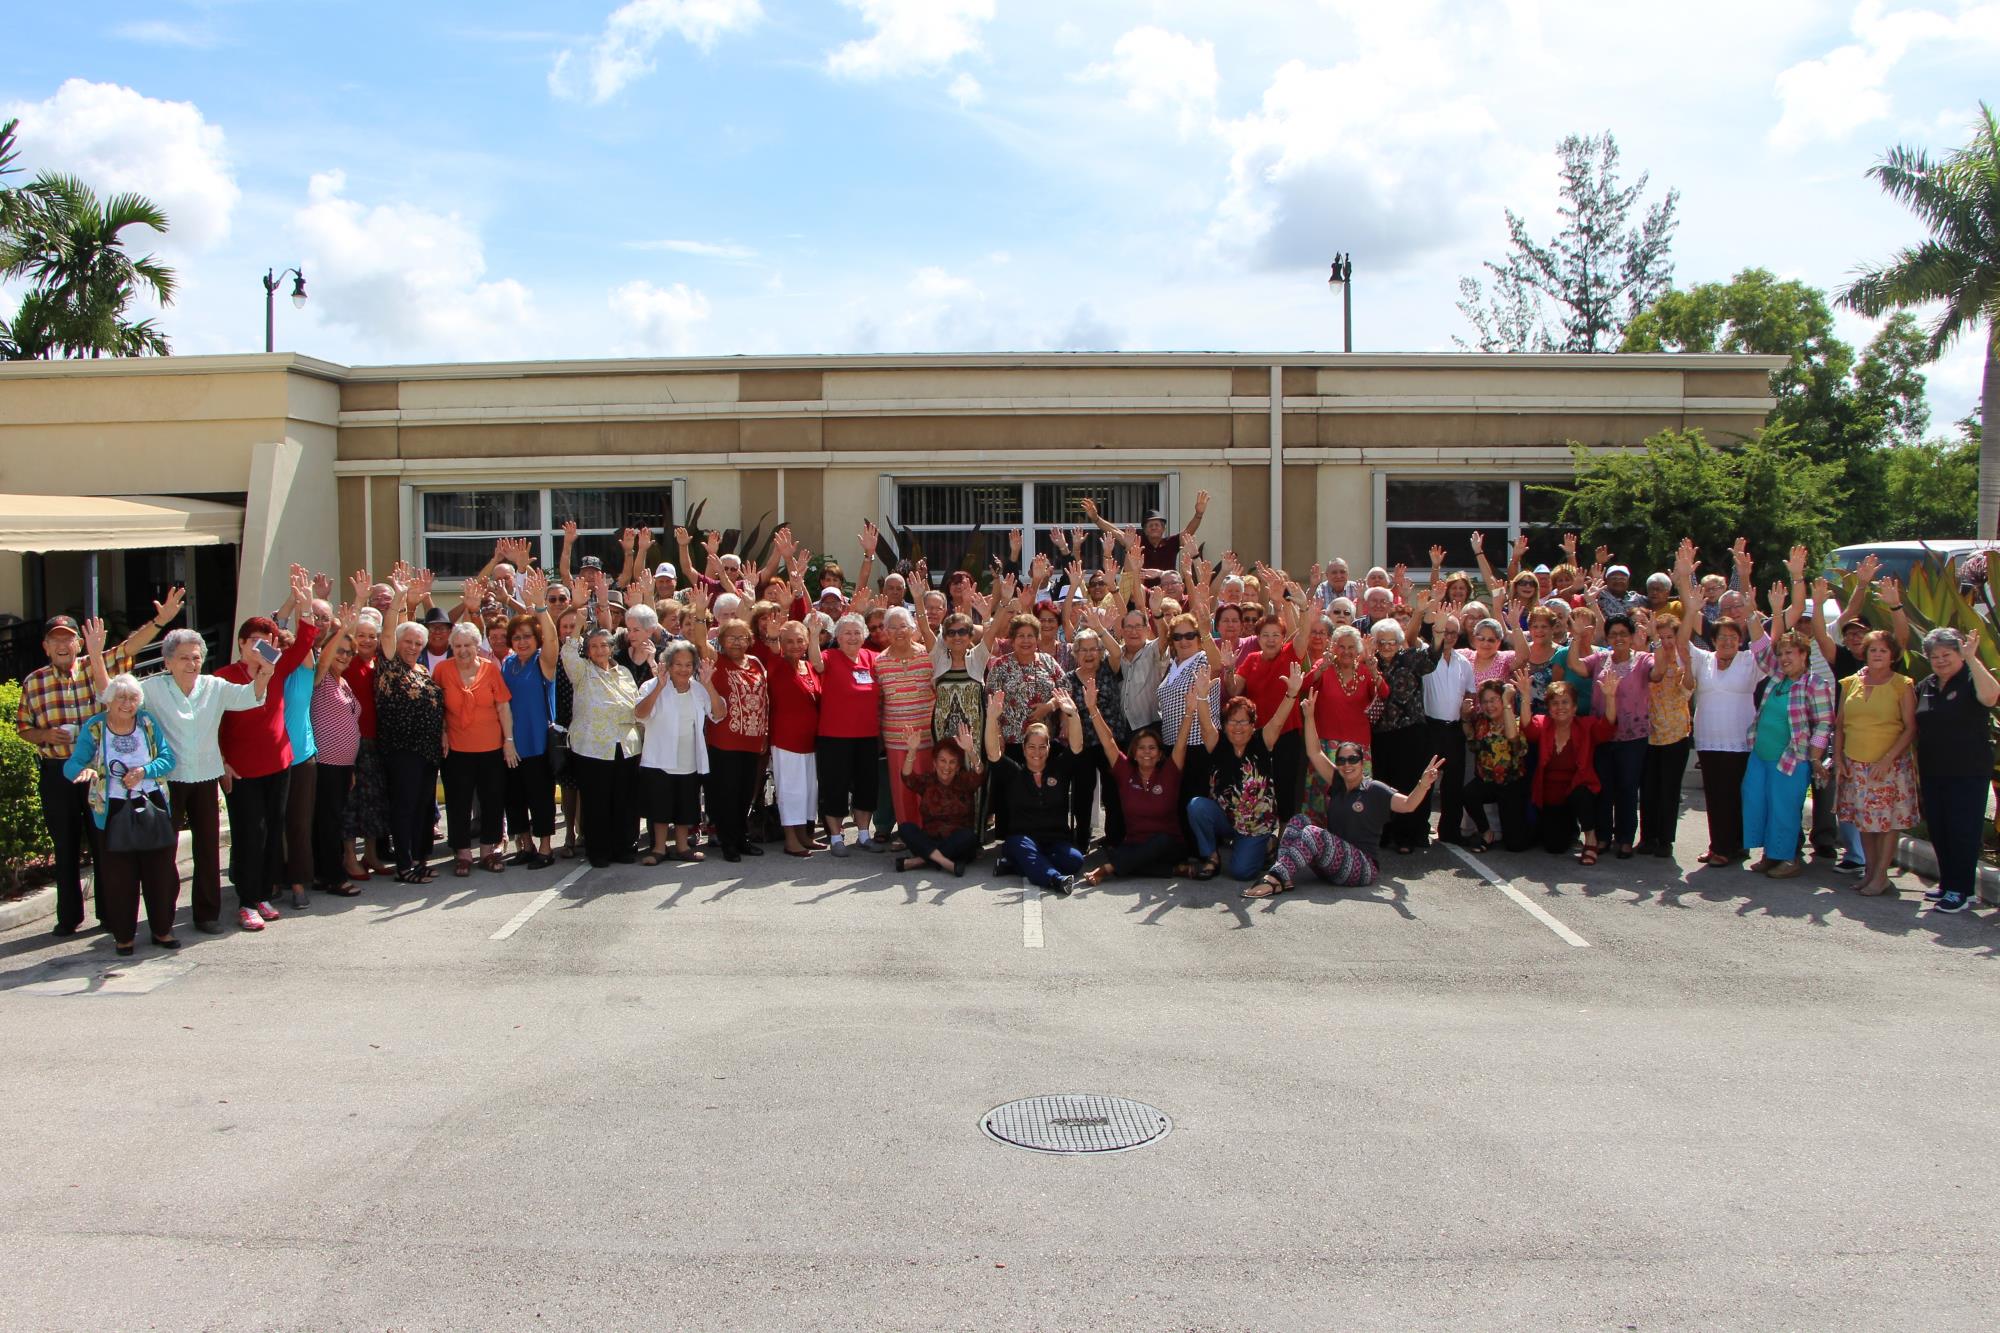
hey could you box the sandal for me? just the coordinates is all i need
[641,853,661,867]
[395,866,437,885]
[680,849,705,863]
[1192,858,1220,881]
[1242,874,1289,899]
[480,853,506,873]
[323,882,362,897]
[1578,847,1599,866]
[453,859,473,878]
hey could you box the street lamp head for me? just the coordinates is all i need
[1328,253,1353,287]
[289,272,308,308]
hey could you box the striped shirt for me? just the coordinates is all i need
[876,650,937,750]
[310,674,363,767]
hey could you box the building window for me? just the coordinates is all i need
[892,479,1165,580]
[418,484,681,579]
[1380,477,1568,577]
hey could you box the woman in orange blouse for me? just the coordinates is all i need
[440,621,517,876]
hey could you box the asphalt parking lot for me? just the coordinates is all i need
[3,810,1995,1332]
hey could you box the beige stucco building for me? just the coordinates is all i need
[0,350,1782,649]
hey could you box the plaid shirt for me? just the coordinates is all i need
[15,661,96,759]
[1748,668,1834,776]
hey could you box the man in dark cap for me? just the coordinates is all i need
[1078,489,1208,572]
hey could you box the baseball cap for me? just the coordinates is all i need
[818,586,844,602]
[1606,564,1631,577]
[1532,563,1552,575]
[654,562,677,580]
[1143,508,1167,524]
[44,615,80,637]
[579,554,604,571]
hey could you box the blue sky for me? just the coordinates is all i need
[4,0,1997,424]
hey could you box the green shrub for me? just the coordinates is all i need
[0,681,53,891]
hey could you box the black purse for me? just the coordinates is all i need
[106,789,175,854]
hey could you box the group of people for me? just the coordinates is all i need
[16,500,1997,954]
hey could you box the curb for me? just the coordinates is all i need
[1894,834,2000,906]
[0,827,212,934]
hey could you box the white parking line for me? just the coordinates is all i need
[489,865,590,940]
[1445,843,1591,948]
[1022,886,1044,948]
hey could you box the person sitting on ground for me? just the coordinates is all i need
[895,723,986,875]
[1186,665,1302,882]
[1461,678,1531,852]
[1520,674,1617,864]
[984,684,1087,895]
[1077,673,1197,885]
[1245,723,1444,899]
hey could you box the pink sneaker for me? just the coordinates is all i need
[255,901,281,921]
[237,907,265,932]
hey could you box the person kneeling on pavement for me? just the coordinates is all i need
[984,684,1087,895]
[895,723,985,875]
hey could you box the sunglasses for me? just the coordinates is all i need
[1334,755,1364,767]
[945,627,973,637]
[1170,631,1199,642]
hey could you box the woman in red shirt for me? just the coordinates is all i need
[698,617,769,862]
[1303,623,1385,823]
[894,722,985,874]
[767,620,823,857]
[217,582,318,930]
[440,621,516,876]
[809,612,882,855]
[1232,610,1311,821]
[1518,671,1617,863]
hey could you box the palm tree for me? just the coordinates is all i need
[1839,103,2000,537]
[0,171,176,359]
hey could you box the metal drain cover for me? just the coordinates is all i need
[980,1094,1172,1155]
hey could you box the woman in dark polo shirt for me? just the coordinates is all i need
[1913,628,1999,914]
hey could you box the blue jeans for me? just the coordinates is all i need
[1742,755,1811,861]
[1002,833,1084,889]
[1187,797,1275,880]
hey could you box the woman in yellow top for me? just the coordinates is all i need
[1832,629,1918,897]
[1639,612,1694,857]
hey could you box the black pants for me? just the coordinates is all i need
[443,748,507,850]
[574,748,640,867]
[172,777,223,926]
[1535,786,1599,854]
[1070,746,1125,846]
[815,735,880,820]
[1272,727,1306,824]
[381,748,438,872]
[1921,773,1988,897]
[87,812,179,945]
[283,758,316,889]
[707,749,760,853]
[1175,742,1212,845]
[37,755,91,930]
[312,762,353,887]
[1640,737,1691,851]
[1110,832,1181,877]
[899,823,978,865]
[223,769,290,910]
[1374,724,1431,848]
[1594,737,1646,847]
[1463,775,1531,851]
[1697,750,1750,858]
[504,752,556,840]
[1425,718,1468,844]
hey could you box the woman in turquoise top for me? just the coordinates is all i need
[280,602,325,910]
[1741,631,1834,880]
[63,673,180,955]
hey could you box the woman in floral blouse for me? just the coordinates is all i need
[1366,615,1434,855]
[1460,679,1530,851]
[376,621,446,883]
[1185,666,1303,881]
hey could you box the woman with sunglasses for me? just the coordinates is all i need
[1246,704,1443,898]
[503,570,563,868]
[1303,623,1386,820]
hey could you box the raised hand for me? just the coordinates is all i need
[698,657,716,688]
[986,687,1006,719]
[1593,544,1612,568]
[350,569,373,603]
[903,722,925,750]
[1283,662,1305,695]
[413,568,437,599]
[1512,665,1531,694]
[1876,575,1902,609]
[310,570,334,601]
[1811,576,1831,607]
[955,723,977,755]
[704,530,723,557]
[1008,528,1023,558]
[1081,674,1100,710]
[673,525,690,548]
[562,519,579,544]
[1428,545,1448,569]
[153,584,187,625]
[524,568,549,605]
[1048,526,1070,556]
[859,519,879,555]
[914,558,929,590]
[1469,530,1485,555]
[1078,496,1101,521]
[1786,544,1809,580]
[1193,489,1210,513]
[82,617,107,659]
[1767,580,1789,610]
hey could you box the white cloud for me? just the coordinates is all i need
[2,79,239,250]
[1770,0,2000,149]
[948,72,985,107]
[910,266,976,299]
[1084,27,1218,136]
[550,0,762,103]
[609,279,712,353]
[826,0,994,79]
[293,170,535,359]
[628,238,757,260]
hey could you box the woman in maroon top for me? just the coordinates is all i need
[768,620,824,857]
[1232,609,1311,822]
[894,722,985,874]
[809,611,883,854]
[1078,673,1197,883]
[1518,672,1617,863]
[216,571,318,929]
[697,617,769,861]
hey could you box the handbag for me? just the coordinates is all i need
[106,789,175,854]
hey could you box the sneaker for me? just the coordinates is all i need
[237,908,265,932]
[855,835,887,853]
[1831,858,1866,876]
[1764,860,1802,879]
[1047,876,1076,898]
[255,901,281,921]
[1934,891,1971,914]
[827,840,849,858]
[1923,886,1945,902]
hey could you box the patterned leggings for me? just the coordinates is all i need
[1269,815,1378,889]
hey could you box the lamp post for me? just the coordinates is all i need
[262,267,308,352]
[1326,253,1353,353]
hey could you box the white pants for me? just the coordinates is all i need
[773,747,819,827]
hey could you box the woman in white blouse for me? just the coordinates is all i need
[86,622,271,935]
[1673,552,1767,866]
[634,640,724,864]
[561,625,642,869]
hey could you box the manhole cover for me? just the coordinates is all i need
[980,1094,1171,1155]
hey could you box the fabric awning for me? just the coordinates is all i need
[0,494,244,554]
